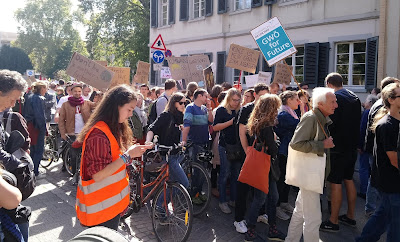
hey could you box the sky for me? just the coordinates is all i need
[0,0,86,39]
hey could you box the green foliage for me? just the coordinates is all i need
[80,0,150,68]
[14,0,87,78]
[54,69,71,82]
[0,45,33,74]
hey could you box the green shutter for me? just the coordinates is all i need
[216,51,226,84]
[365,36,379,90]
[303,42,319,87]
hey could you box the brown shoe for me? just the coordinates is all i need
[211,188,219,197]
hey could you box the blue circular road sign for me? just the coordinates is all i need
[152,50,165,64]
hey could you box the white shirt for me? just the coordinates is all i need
[75,106,85,134]
[82,94,91,100]
[57,95,70,109]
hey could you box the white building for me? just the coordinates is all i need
[149,0,400,96]
[0,31,18,48]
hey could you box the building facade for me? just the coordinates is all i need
[0,32,18,48]
[149,0,400,96]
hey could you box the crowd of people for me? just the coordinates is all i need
[0,68,399,242]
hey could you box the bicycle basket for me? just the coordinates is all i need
[143,150,166,172]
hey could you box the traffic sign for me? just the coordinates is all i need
[151,34,167,51]
[251,17,297,67]
[26,70,34,77]
[152,50,165,64]
[165,49,172,57]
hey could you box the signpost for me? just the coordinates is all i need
[251,17,297,66]
[26,70,34,77]
[151,34,167,51]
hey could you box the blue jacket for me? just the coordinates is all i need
[275,111,300,156]
[23,93,46,133]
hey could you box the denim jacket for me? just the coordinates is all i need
[23,93,46,133]
[275,111,300,157]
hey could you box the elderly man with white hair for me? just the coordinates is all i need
[285,87,338,242]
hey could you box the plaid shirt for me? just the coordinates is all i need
[82,128,112,180]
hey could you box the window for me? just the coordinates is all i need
[161,0,169,26]
[335,41,366,85]
[193,0,205,18]
[284,46,304,84]
[234,0,251,11]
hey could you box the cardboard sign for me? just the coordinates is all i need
[166,56,190,81]
[160,67,172,79]
[225,44,260,73]
[132,61,151,84]
[188,55,210,84]
[66,52,115,91]
[244,74,259,88]
[251,17,297,66]
[258,71,272,85]
[273,63,293,85]
[95,60,107,67]
[107,66,131,88]
[203,64,215,93]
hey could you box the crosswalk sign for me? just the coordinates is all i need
[151,34,167,51]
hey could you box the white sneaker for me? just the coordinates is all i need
[233,220,247,233]
[219,202,232,214]
[280,202,295,214]
[276,207,290,221]
[257,214,269,225]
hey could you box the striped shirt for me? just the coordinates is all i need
[184,103,210,144]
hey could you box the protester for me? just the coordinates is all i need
[129,93,147,143]
[55,86,65,104]
[295,90,311,118]
[244,94,285,241]
[24,81,48,178]
[44,86,56,124]
[139,84,152,113]
[357,94,378,200]
[156,79,177,119]
[299,82,309,91]
[82,84,92,100]
[321,73,361,232]
[210,85,223,110]
[275,91,300,220]
[54,82,73,123]
[146,92,189,188]
[89,91,103,104]
[242,89,255,106]
[234,83,269,234]
[185,82,199,105]
[221,82,232,91]
[213,88,241,214]
[270,83,280,94]
[48,82,57,95]
[356,82,400,242]
[76,85,152,230]
[285,87,337,242]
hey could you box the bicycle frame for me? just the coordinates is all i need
[139,160,170,206]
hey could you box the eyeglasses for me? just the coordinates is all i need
[232,98,241,102]
[178,101,186,105]
[394,96,400,99]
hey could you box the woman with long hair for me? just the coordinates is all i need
[245,94,285,241]
[76,85,152,230]
[212,88,241,214]
[242,89,255,106]
[145,93,189,188]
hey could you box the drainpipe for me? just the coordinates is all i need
[377,0,387,86]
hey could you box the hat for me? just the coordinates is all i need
[70,82,83,91]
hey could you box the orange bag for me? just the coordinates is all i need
[238,140,271,194]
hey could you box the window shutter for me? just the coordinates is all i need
[252,0,262,8]
[262,58,274,80]
[303,42,319,88]
[218,0,227,13]
[151,0,158,28]
[317,42,330,87]
[180,0,189,21]
[205,0,213,16]
[365,36,379,90]
[150,59,156,85]
[204,52,213,62]
[169,0,175,24]
[264,0,277,4]
[217,51,226,84]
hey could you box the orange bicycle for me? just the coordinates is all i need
[122,139,193,242]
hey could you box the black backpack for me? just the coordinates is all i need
[148,95,167,126]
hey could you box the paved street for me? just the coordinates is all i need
[23,158,385,242]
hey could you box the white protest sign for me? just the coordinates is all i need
[160,67,172,79]
[245,74,259,88]
[258,71,272,85]
[251,17,297,66]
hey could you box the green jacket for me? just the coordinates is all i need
[129,111,144,140]
[289,108,332,180]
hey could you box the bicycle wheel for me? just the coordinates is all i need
[63,146,75,176]
[121,166,140,220]
[41,136,57,168]
[184,162,211,216]
[152,182,193,242]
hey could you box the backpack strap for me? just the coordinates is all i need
[6,112,13,134]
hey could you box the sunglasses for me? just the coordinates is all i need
[178,101,186,105]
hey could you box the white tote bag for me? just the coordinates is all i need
[285,146,326,194]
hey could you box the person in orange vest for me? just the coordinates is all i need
[75,85,152,230]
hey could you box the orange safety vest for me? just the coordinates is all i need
[75,121,129,226]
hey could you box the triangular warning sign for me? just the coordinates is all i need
[151,34,167,51]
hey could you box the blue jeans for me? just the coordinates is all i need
[356,192,400,242]
[266,178,279,225]
[218,145,241,203]
[366,154,381,213]
[247,187,268,228]
[30,131,46,176]
[188,144,206,196]
[359,152,370,194]
[166,154,189,189]
[17,222,29,242]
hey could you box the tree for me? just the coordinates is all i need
[79,0,150,68]
[14,0,87,78]
[0,46,33,74]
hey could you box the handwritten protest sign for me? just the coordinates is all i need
[244,75,259,88]
[251,17,296,66]
[95,60,108,67]
[273,63,292,85]
[166,56,190,81]
[167,55,210,85]
[108,67,131,88]
[66,52,115,91]
[258,71,272,85]
[160,67,172,79]
[203,64,215,93]
[226,44,260,73]
[132,61,150,84]
[188,55,210,84]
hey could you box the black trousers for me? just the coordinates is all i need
[277,154,290,205]
[235,181,251,222]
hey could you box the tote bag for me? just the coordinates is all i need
[285,145,326,194]
[238,140,271,194]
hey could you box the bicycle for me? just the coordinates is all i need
[41,124,59,168]
[181,142,213,216]
[122,140,193,242]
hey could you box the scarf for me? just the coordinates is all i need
[280,105,299,120]
[68,96,84,107]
